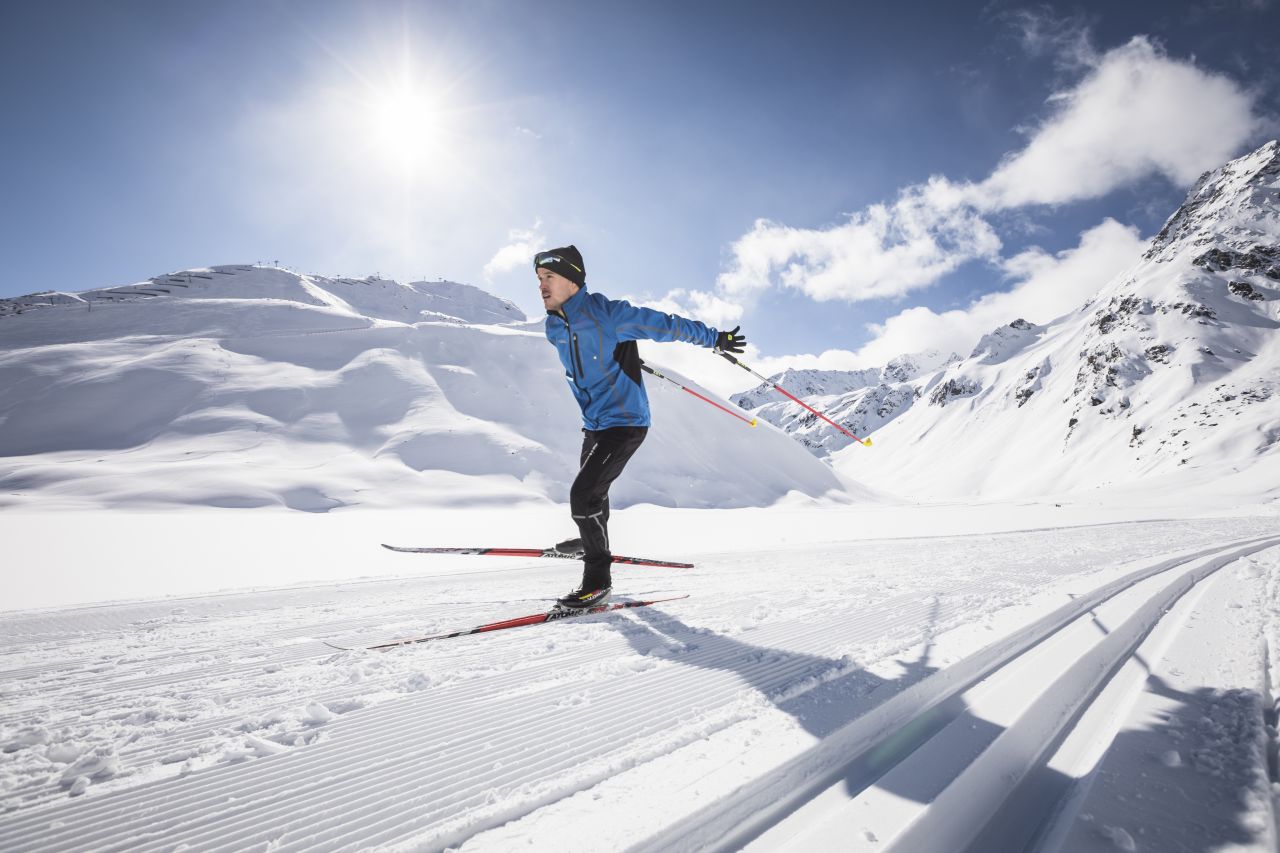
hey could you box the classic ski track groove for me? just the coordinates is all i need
[630,534,1280,853]
[3,535,1275,852]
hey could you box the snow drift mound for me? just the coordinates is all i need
[0,266,852,510]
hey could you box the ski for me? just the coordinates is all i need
[324,594,690,651]
[380,544,694,569]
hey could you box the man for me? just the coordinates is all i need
[536,245,745,609]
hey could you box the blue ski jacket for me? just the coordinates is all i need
[545,285,720,430]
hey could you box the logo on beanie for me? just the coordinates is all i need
[533,246,586,285]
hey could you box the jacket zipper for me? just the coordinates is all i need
[571,332,586,377]
[559,313,593,409]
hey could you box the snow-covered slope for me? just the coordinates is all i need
[811,141,1280,500]
[0,266,852,510]
[730,350,960,457]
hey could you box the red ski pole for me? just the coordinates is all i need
[714,351,873,446]
[641,363,758,427]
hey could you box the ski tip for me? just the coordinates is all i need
[321,640,356,652]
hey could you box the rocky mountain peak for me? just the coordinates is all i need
[1145,139,1280,262]
[968,319,1041,364]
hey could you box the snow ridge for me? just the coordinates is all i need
[0,265,848,510]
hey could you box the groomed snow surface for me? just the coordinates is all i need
[3,509,1279,852]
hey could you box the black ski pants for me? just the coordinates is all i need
[570,426,648,589]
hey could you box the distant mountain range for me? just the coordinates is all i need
[728,351,961,457]
[730,140,1280,502]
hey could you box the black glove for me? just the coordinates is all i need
[714,326,746,354]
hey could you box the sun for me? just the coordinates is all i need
[364,83,450,178]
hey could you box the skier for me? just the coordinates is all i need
[535,245,745,609]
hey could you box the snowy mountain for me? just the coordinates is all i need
[0,267,524,330]
[0,265,852,511]
[831,140,1280,501]
[729,350,960,457]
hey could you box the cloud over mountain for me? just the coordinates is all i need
[652,36,1266,371]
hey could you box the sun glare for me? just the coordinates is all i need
[365,84,449,177]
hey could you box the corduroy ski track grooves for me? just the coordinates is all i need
[6,591,953,838]
[2,535,1275,852]
[0,578,974,745]
[2,571,998,813]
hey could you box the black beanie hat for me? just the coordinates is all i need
[533,245,586,287]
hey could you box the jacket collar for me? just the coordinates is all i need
[547,283,588,321]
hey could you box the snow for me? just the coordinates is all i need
[3,145,1280,849]
[1036,553,1279,852]
[0,265,848,514]
[1,512,1278,851]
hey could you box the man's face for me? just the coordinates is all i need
[537,267,579,311]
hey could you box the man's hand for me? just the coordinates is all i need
[714,326,747,354]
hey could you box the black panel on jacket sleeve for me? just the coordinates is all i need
[613,340,643,387]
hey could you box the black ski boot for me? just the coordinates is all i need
[553,537,584,557]
[555,585,611,610]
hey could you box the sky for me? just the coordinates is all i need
[3,0,1279,383]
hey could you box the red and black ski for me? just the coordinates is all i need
[325,594,690,651]
[380,544,694,569]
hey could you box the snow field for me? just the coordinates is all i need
[2,516,1277,851]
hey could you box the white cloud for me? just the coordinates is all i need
[1006,7,1098,70]
[973,37,1262,209]
[483,223,545,281]
[700,33,1263,384]
[716,177,1002,304]
[644,219,1145,396]
[851,218,1146,365]
[637,288,744,331]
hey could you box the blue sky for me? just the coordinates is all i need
[3,0,1278,371]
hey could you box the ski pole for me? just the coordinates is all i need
[641,363,758,427]
[714,350,872,446]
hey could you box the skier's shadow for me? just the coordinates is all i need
[611,604,1267,852]
[615,599,949,739]
[616,601,1001,810]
